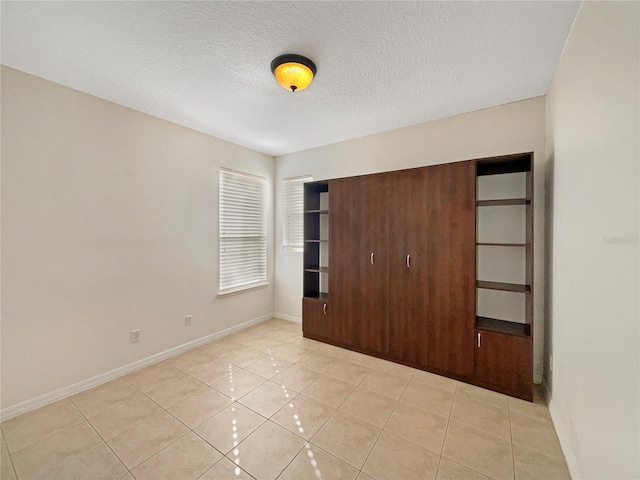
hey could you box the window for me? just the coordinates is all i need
[282,175,312,252]
[219,168,267,293]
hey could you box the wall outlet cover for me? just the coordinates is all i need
[130,329,140,343]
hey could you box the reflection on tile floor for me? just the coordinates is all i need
[0,319,570,480]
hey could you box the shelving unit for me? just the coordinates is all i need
[299,153,535,401]
[476,152,533,325]
[474,152,533,400]
[303,181,330,339]
[303,181,329,300]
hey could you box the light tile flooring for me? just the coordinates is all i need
[0,319,571,480]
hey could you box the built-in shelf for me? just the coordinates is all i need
[304,292,329,301]
[305,267,328,274]
[476,316,531,337]
[476,153,532,176]
[304,180,330,299]
[476,198,531,207]
[477,242,530,247]
[476,280,531,293]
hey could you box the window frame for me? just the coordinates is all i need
[281,175,313,253]
[218,167,268,295]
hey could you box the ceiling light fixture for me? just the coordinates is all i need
[271,54,317,92]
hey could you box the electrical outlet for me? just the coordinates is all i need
[130,329,140,343]
[185,315,192,327]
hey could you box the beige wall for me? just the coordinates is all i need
[545,2,639,478]
[274,96,547,381]
[1,67,275,410]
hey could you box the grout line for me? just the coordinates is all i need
[1,402,88,458]
[117,360,240,468]
[338,360,415,475]
[441,384,515,480]
[224,347,307,479]
[216,457,258,480]
[125,361,243,474]
[434,380,459,479]
[67,394,133,478]
[191,403,268,457]
[266,423,307,479]
[272,344,349,472]
[508,397,517,480]
[1,428,19,480]
[129,430,193,474]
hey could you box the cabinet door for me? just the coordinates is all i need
[428,160,476,377]
[329,177,355,345]
[475,329,533,400]
[302,298,330,339]
[330,175,389,355]
[388,168,430,366]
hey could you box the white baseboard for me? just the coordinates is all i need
[274,312,301,324]
[0,313,273,421]
[548,393,582,480]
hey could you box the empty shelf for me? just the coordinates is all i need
[476,316,531,337]
[305,267,329,273]
[476,281,531,293]
[476,198,531,206]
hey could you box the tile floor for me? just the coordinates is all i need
[0,319,571,480]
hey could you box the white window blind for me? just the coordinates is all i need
[219,168,267,293]
[282,175,312,251]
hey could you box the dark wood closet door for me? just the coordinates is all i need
[330,174,389,355]
[388,168,430,366]
[328,177,354,345]
[427,160,476,377]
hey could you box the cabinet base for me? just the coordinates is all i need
[302,332,533,402]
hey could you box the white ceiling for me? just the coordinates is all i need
[1,1,580,156]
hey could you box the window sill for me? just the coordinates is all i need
[217,282,269,297]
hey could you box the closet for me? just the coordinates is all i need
[427,161,476,377]
[387,168,431,366]
[331,174,389,355]
[302,153,533,401]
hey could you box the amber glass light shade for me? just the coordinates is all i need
[271,54,317,92]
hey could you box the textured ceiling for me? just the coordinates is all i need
[1,1,580,156]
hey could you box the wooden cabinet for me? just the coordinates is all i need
[303,181,329,299]
[427,160,476,377]
[328,177,354,345]
[331,169,428,359]
[474,153,534,400]
[388,168,430,365]
[475,328,533,398]
[303,153,534,401]
[330,174,389,355]
[302,297,330,339]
